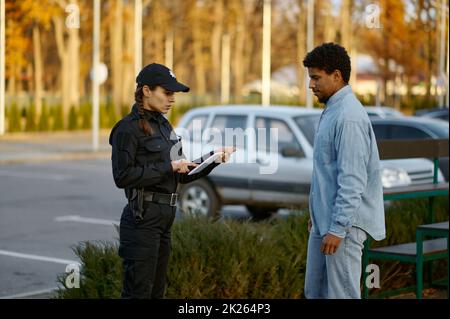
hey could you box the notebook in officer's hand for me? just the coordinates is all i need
[188,152,222,175]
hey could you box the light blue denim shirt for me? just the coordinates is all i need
[309,85,386,241]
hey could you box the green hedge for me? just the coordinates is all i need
[55,197,448,299]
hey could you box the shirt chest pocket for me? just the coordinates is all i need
[318,137,335,165]
[137,136,169,162]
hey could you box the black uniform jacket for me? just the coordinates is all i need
[109,104,219,198]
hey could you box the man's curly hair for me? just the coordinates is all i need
[303,43,351,83]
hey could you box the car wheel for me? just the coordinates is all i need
[179,179,221,218]
[246,205,277,220]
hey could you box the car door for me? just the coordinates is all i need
[250,116,312,205]
[203,113,257,202]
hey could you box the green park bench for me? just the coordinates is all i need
[362,139,449,299]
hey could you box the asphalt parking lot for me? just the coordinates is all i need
[0,157,258,298]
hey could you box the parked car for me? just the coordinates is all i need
[175,105,445,219]
[364,106,404,119]
[370,116,449,181]
[415,107,449,122]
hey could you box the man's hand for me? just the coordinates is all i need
[307,219,312,233]
[215,146,236,163]
[171,159,198,174]
[320,233,343,255]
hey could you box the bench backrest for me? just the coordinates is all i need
[377,139,449,183]
[377,139,449,159]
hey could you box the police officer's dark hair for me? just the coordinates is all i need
[303,43,351,84]
[135,85,156,135]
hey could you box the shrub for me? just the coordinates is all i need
[52,105,64,131]
[55,241,122,299]
[167,214,308,298]
[7,103,21,132]
[68,106,79,131]
[79,102,92,129]
[55,198,448,299]
[25,104,37,132]
[38,103,50,131]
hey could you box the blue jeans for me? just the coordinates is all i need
[304,226,367,299]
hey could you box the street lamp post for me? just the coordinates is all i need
[92,0,100,151]
[135,0,142,76]
[221,33,230,104]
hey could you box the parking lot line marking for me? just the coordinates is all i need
[0,170,71,181]
[0,249,79,265]
[0,287,58,299]
[54,214,118,226]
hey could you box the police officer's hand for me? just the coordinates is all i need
[215,146,236,163]
[171,159,198,174]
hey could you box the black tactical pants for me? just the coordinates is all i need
[118,201,176,299]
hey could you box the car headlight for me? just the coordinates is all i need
[381,168,411,188]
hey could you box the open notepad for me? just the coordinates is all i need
[187,152,222,175]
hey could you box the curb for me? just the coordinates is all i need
[0,151,110,165]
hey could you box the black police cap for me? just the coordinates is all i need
[136,63,190,92]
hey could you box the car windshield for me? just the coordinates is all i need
[294,114,321,146]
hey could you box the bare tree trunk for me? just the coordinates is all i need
[110,0,124,115]
[233,8,245,103]
[33,26,43,117]
[340,0,351,50]
[68,25,80,109]
[323,1,336,42]
[192,9,206,96]
[150,0,165,64]
[53,15,70,127]
[7,71,15,98]
[341,0,355,96]
[405,75,412,102]
[211,0,223,97]
[426,19,433,101]
[382,57,389,105]
[297,0,306,104]
[121,3,135,112]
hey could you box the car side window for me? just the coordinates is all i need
[185,115,207,141]
[255,117,303,156]
[372,124,389,139]
[209,115,247,148]
[390,125,431,139]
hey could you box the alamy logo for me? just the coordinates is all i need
[65,4,80,29]
[172,120,280,175]
[65,263,80,289]
[365,264,380,289]
[365,4,381,29]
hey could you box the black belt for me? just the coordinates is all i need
[143,191,178,207]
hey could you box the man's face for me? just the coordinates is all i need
[307,67,342,104]
[143,85,175,114]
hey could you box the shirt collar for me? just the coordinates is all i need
[131,104,167,124]
[325,85,352,110]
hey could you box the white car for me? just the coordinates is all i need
[175,105,444,219]
[364,106,404,119]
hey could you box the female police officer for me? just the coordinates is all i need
[109,63,234,299]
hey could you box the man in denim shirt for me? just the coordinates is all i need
[303,43,386,299]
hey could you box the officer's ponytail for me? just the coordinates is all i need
[135,85,154,135]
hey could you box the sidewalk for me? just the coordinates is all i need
[0,130,111,165]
